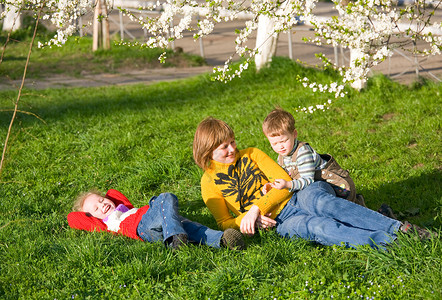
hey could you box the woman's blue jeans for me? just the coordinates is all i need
[275,181,402,249]
[136,193,223,248]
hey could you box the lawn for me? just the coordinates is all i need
[0,57,441,299]
[0,33,206,80]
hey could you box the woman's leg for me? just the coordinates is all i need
[294,181,401,234]
[275,196,396,249]
[136,193,187,243]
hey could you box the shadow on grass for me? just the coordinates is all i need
[0,75,221,126]
[358,169,441,229]
[2,55,27,62]
[0,57,315,127]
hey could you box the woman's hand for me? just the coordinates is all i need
[256,213,276,229]
[271,179,290,190]
[240,205,261,236]
[261,183,272,195]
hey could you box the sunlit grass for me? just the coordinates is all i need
[0,57,441,299]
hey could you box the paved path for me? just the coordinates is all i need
[0,66,214,90]
[1,2,441,90]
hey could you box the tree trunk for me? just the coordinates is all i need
[255,14,279,71]
[340,0,367,90]
[92,0,110,51]
[2,4,22,32]
[349,49,367,90]
[101,1,110,50]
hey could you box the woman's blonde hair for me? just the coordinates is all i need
[193,117,235,170]
[72,189,102,212]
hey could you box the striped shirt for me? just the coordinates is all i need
[281,139,327,192]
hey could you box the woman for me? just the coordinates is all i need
[192,117,432,249]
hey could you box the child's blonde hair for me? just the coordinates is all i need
[193,117,235,170]
[73,189,102,212]
[262,108,296,137]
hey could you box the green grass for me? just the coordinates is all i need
[0,57,441,299]
[0,34,206,80]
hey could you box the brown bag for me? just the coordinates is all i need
[313,153,356,202]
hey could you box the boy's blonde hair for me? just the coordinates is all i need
[73,189,102,212]
[193,117,235,170]
[262,108,296,137]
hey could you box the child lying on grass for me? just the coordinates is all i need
[67,189,245,250]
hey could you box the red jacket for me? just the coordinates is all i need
[67,189,150,240]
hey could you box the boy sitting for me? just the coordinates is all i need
[262,108,365,206]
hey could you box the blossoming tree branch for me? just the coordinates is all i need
[0,0,440,175]
[2,0,442,93]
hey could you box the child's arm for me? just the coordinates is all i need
[67,212,107,232]
[270,179,292,190]
[262,179,290,194]
[105,189,134,208]
[276,144,317,192]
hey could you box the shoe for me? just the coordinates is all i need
[221,228,246,250]
[171,234,188,250]
[399,221,436,240]
[377,203,397,219]
[384,239,401,251]
[355,194,367,207]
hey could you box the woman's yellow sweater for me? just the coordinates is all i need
[201,147,292,230]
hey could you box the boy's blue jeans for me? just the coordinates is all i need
[275,181,402,249]
[136,193,223,248]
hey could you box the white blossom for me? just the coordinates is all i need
[7,0,440,111]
